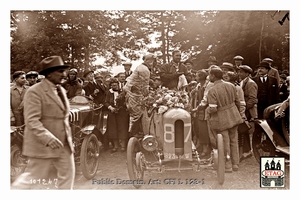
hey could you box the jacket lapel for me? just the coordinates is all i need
[41,80,65,110]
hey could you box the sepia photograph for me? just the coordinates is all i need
[4,0,298,198]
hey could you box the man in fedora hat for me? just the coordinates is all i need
[12,56,75,189]
[252,61,279,119]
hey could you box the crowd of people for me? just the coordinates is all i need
[10,51,290,189]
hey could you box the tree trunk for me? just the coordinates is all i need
[259,12,265,63]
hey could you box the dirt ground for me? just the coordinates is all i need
[72,148,290,190]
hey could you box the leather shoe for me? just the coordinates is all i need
[233,165,239,171]
[239,153,252,162]
[225,161,232,173]
[225,167,233,173]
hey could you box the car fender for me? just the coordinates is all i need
[80,125,96,135]
[253,119,288,148]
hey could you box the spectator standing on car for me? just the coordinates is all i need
[123,53,157,137]
[237,65,258,162]
[10,71,29,126]
[206,67,243,172]
[160,50,188,90]
[62,68,84,99]
[12,56,75,189]
[252,61,280,119]
[26,71,39,87]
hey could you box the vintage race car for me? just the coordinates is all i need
[69,96,106,180]
[126,107,225,188]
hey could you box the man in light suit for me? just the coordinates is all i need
[12,56,75,189]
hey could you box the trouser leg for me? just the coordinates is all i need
[53,145,75,189]
[11,157,53,189]
[228,125,239,166]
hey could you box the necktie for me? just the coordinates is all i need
[56,85,66,107]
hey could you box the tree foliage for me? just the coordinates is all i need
[10,10,289,75]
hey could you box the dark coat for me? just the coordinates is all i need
[83,80,107,105]
[104,89,129,140]
[279,83,289,102]
[253,75,280,117]
[253,76,279,105]
[160,61,188,90]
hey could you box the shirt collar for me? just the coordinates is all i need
[11,84,27,90]
[213,79,223,85]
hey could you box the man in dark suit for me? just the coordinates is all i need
[252,61,280,119]
[160,50,188,90]
[12,56,75,189]
[262,58,281,85]
[279,74,289,102]
[83,70,106,106]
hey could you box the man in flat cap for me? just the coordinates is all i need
[237,65,258,162]
[10,71,29,126]
[233,55,244,71]
[261,58,280,85]
[26,71,39,86]
[12,56,75,189]
[252,61,279,119]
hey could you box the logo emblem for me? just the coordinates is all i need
[260,157,285,187]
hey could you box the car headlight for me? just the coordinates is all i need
[142,135,158,152]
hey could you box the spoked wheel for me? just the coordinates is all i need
[80,134,100,180]
[216,134,225,185]
[252,127,275,163]
[11,144,27,182]
[127,137,144,189]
